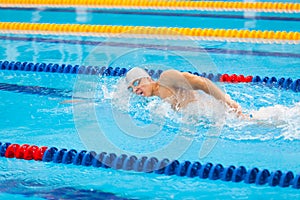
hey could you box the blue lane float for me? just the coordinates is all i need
[0,60,299,92]
[0,142,299,189]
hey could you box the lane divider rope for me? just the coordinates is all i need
[1,60,299,92]
[0,0,299,13]
[0,142,299,189]
[0,22,299,44]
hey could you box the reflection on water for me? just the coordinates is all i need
[0,179,130,200]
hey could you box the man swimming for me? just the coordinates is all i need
[126,67,243,115]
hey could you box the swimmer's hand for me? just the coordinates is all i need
[226,96,242,114]
[226,98,252,119]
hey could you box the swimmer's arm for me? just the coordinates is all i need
[159,70,240,112]
[181,72,241,112]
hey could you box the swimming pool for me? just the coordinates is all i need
[0,1,300,199]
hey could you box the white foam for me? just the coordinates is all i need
[106,79,300,141]
[250,102,300,140]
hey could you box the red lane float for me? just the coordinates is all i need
[220,74,253,83]
[5,143,48,161]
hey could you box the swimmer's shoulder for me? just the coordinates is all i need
[158,70,186,84]
[160,70,202,82]
[159,69,182,79]
[159,70,199,91]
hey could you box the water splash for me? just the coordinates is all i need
[98,77,300,142]
[251,102,300,140]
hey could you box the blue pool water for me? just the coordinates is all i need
[0,2,300,199]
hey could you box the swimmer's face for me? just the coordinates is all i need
[128,77,152,97]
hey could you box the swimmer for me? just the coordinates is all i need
[126,67,244,116]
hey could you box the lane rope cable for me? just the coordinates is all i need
[0,22,299,44]
[0,0,299,13]
[1,60,299,92]
[0,142,299,189]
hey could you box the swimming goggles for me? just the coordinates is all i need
[127,78,141,92]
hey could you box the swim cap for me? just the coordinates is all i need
[125,67,151,84]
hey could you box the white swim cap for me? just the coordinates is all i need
[125,67,151,84]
